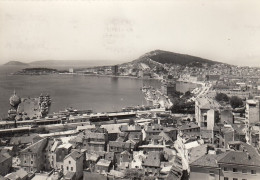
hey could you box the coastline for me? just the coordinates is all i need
[58,72,163,81]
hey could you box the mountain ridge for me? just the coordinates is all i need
[129,49,223,67]
[3,50,225,68]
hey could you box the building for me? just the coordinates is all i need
[190,142,260,180]
[69,68,74,73]
[63,150,84,180]
[142,151,162,176]
[82,130,108,152]
[108,141,131,153]
[112,65,119,76]
[55,143,72,170]
[245,99,260,125]
[19,138,48,173]
[195,97,220,130]
[190,154,220,180]
[0,152,12,176]
[95,159,112,174]
[161,82,176,98]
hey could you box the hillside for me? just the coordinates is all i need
[4,61,29,66]
[129,50,222,67]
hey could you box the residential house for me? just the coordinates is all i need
[55,143,72,170]
[83,130,108,152]
[195,97,220,130]
[190,142,260,180]
[108,141,131,153]
[142,151,162,176]
[131,151,146,169]
[0,152,12,176]
[95,159,112,174]
[19,138,48,173]
[190,154,220,180]
[245,99,260,125]
[63,150,84,180]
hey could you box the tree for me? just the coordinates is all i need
[128,119,135,126]
[229,96,243,109]
[215,93,229,102]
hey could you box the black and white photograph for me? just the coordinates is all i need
[0,0,260,179]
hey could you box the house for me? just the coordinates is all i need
[85,152,101,172]
[5,168,28,180]
[64,171,76,180]
[44,138,62,171]
[63,150,84,180]
[245,99,260,124]
[190,142,260,180]
[120,124,143,142]
[68,134,84,149]
[218,150,260,180]
[142,151,162,176]
[100,124,122,141]
[144,124,164,138]
[0,152,12,176]
[55,143,72,170]
[19,138,48,173]
[131,151,145,169]
[82,130,108,152]
[195,97,220,130]
[119,150,133,164]
[108,141,131,153]
[190,154,220,180]
[95,159,112,174]
[179,122,200,134]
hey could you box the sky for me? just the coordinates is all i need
[0,0,260,66]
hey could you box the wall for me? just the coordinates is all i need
[219,164,260,180]
[190,166,220,180]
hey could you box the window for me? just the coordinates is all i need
[69,161,71,164]
[224,177,228,180]
[67,166,69,170]
[31,161,33,165]
[61,165,63,169]
[24,160,26,164]
[233,168,238,172]
[233,178,238,180]
[242,169,247,173]
[71,167,73,171]
[224,167,228,171]
[242,179,247,180]
[251,170,256,174]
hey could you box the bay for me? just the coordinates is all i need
[0,66,160,118]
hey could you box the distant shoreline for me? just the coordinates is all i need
[59,72,163,81]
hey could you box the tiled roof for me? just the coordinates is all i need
[64,150,83,161]
[109,141,131,148]
[0,152,11,163]
[20,138,47,154]
[64,171,76,179]
[120,124,142,132]
[10,133,42,145]
[190,154,218,168]
[96,159,111,167]
[217,151,260,167]
[84,130,105,140]
[142,151,161,168]
[179,123,199,131]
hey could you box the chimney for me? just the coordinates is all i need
[246,152,251,160]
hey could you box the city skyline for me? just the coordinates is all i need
[0,0,260,66]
